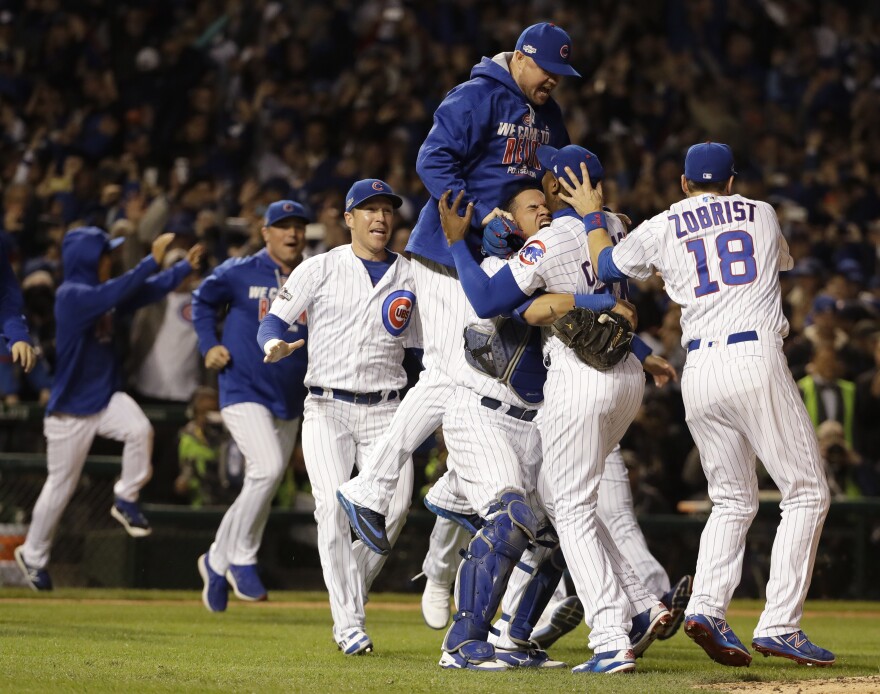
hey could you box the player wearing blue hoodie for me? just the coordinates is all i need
[15,227,202,591]
[338,22,576,564]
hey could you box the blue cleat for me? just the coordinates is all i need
[14,546,52,591]
[657,575,693,640]
[111,497,152,538]
[752,631,835,667]
[531,595,584,649]
[423,498,483,535]
[336,490,390,555]
[494,647,567,668]
[198,552,229,612]
[439,641,508,671]
[685,614,752,667]
[572,648,636,674]
[630,603,672,657]
[226,564,267,602]
[336,628,373,655]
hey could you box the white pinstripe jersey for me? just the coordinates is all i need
[507,211,627,359]
[459,256,537,408]
[268,245,421,392]
[610,193,793,346]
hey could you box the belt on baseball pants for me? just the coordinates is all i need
[480,396,538,422]
[687,330,758,352]
[309,386,398,405]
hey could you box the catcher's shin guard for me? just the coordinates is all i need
[508,526,566,646]
[442,492,537,653]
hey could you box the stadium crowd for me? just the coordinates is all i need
[1,0,879,510]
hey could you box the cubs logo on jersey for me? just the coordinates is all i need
[518,240,546,266]
[381,290,415,337]
[179,301,193,323]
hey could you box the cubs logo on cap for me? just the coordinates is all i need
[265,200,312,227]
[345,178,404,213]
[382,290,415,336]
[515,23,581,77]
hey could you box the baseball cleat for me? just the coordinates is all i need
[14,546,52,591]
[494,646,567,668]
[336,628,373,655]
[226,564,267,602]
[423,498,483,535]
[685,614,752,667]
[198,552,229,612]
[572,648,636,674]
[630,603,672,657]
[421,577,451,629]
[752,631,835,667]
[530,595,584,648]
[335,490,391,555]
[439,641,508,671]
[657,575,693,640]
[111,497,152,538]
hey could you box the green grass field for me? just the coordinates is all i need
[1,590,878,693]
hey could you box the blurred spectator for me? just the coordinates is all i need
[785,295,863,380]
[855,333,880,474]
[798,344,856,447]
[174,386,243,507]
[817,420,877,499]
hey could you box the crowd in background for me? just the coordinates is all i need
[1,0,879,510]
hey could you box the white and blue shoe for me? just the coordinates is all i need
[572,648,636,674]
[111,497,151,538]
[337,628,373,655]
[494,646,567,668]
[630,603,672,657]
[752,631,835,667]
[439,641,508,671]
[226,564,267,601]
[14,546,52,591]
[198,552,229,612]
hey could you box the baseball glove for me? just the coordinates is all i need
[482,217,526,258]
[551,308,634,370]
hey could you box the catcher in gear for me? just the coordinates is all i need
[551,308,634,371]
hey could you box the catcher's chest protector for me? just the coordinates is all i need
[463,318,545,404]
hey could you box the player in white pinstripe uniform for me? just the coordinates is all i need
[444,145,672,674]
[258,179,419,656]
[575,142,834,667]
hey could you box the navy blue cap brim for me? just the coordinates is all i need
[267,211,312,226]
[533,58,581,77]
[537,145,559,170]
[347,192,403,213]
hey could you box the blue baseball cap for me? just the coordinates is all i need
[344,179,402,213]
[835,258,865,283]
[537,145,604,186]
[265,200,311,227]
[812,295,839,314]
[684,142,736,182]
[515,22,581,77]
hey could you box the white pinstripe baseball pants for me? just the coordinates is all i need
[20,392,154,569]
[681,333,829,638]
[302,393,414,636]
[542,352,657,653]
[208,403,300,573]
[338,256,468,516]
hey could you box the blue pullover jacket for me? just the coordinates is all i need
[406,54,570,267]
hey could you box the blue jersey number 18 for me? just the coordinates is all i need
[686,230,757,298]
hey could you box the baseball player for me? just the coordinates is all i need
[258,179,420,656]
[573,142,834,667]
[336,22,575,547]
[192,200,310,611]
[0,232,37,375]
[441,145,673,674]
[14,227,202,590]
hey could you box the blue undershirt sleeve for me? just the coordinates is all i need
[257,313,292,353]
[630,334,653,363]
[450,241,529,318]
[574,294,617,311]
[596,245,630,284]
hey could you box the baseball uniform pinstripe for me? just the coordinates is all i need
[267,244,419,638]
[608,192,829,639]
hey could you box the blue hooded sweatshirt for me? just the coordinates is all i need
[406,54,570,267]
[48,227,193,415]
[191,249,308,420]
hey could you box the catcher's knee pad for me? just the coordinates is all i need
[443,493,536,653]
[508,526,567,645]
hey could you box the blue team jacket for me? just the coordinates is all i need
[191,249,307,420]
[406,55,570,267]
[49,227,193,415]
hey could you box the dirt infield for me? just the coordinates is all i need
[698,676,880,693]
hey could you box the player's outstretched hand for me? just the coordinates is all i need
[438,190,474,246]
[151,232,176,265]
[558,162,604,216]
[643,354,678,387]
[205,345,232,370]
[10,341,36,374]
[186,243,205,269]
[480,207,515,227]
[612,299,638,331]
[263,338,305,364]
